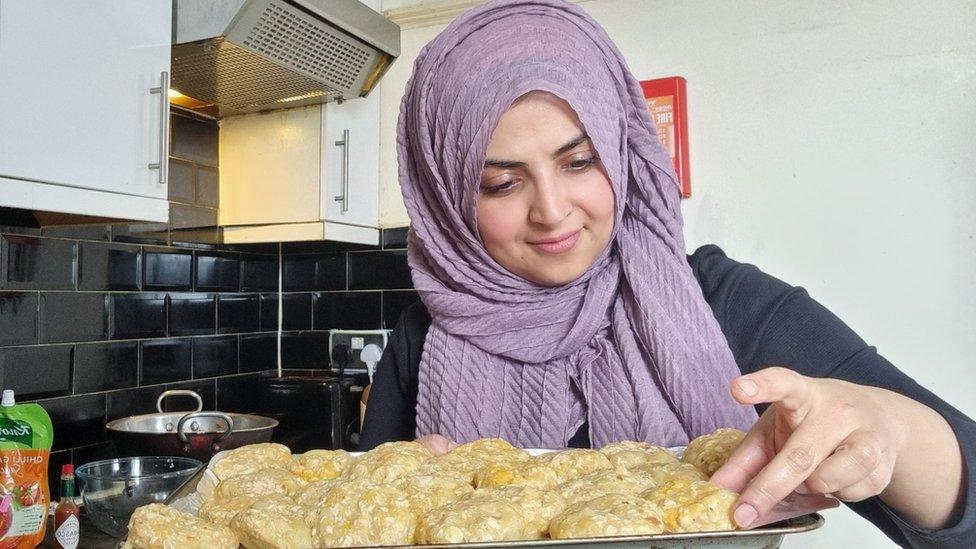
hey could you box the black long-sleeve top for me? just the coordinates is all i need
[360,244,976,547]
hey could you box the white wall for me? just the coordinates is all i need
[379,1,976,546]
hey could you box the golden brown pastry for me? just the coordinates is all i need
[310,480,416,547]
[211,443,292,480]
[229,497,315,549]
[549,493,665,539]
[346,440,433,483]
[600,440,680,470]
[395,472,475,516]
[471,485,566,538]
[290,448,353,482]
[556,468,656,506]
[122,503,239,549]
[415,490,530,543]
[475,459,561,490]
[535,448,613,482]
[627,462,708,489]
[643,478,738,533]
[198,494,259,526]
[212,468,306,501]
[294,478,343,507]
[681,428,747,477]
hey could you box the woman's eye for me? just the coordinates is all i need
[566,155,598,171]
[481,179,518,196]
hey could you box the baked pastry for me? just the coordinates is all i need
[415,490,530,543]
[291,448,353,482]
[346,440,432,483]
[556,468,655,506]
[627,462,708,489]
[600,441,679,470]
[123,503,239,549]
[535,449,613,482]
[229,497,315,549]
[682,428,747,477]
[212,468,306,501]
[294,478,343,507]
[310,479,416,547]
[475,459,561,490]
[212,443,292,480]
[198,494,259,526]
[643,478,738,533]
[549,493,665,539]
[395,472,475,516]
[471,485,565,538]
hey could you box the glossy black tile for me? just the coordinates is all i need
[42,225,110,241]
[48,450,72,500]
[260,293,312,331]
[282,332,329,369]
[144,247,192,290]
[193,336,238,378]
[239,334,276,373]
[216,374,261,413]
[313,254,346,291]
[168,293,215,336]
[72,442,118,470]
[170,112,218,166]
[313,292,382,330]
[241,254,278,291]
[168,158,195,203]
[39,293,109,343]
[195,252,240,291]
[347,250,412,290]
[0,292,38,346]
[163,379,216,412]
[281,241,376,254]
[110,223,168,245]
[0,345,72,399]
[39,393,107,451]
[106,385,165,421]
[217,294,260,334]
[381,226,409,249]
[111,293,166,339]
[140,339,192,385]
[197,166,219,208]
[0,235,76,290]
[78,241,141,291]
[74,341,139,393]
[282,254,345,291]
[382,290,421,329]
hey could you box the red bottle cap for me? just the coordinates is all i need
[61,464,74,475]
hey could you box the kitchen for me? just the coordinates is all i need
[1,0,974,548]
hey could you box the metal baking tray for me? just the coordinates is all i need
[164,466,824,548]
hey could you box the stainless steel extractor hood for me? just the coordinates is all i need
[171,0,400,118]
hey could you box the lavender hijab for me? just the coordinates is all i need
[397,0,756,448]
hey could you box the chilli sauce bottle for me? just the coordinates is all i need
[53,464,79,549]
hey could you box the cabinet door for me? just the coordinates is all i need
[322,89,380,228]
[0,0,171,200]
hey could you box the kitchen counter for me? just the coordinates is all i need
[40,512,120,549]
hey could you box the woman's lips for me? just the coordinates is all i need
[529,229,581,254]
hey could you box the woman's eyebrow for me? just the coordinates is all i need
[483,133,590,169]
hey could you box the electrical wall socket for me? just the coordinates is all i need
[328,329,390,371]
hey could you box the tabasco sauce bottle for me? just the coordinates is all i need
[53,464,79,549]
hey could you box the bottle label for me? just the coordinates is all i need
[54,513,79,549]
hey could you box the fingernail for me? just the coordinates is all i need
[734,504,758,528]
[738,379,758,397]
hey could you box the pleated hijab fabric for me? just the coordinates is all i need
[397,0,757,448]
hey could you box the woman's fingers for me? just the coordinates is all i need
[710,412,774,492]
[805,430,892,500]
[832,468,893,502]
[415,434,456,455]
[732,367,813,418]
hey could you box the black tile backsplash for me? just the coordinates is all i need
[196,252,241,291]
[0,344,72,400]
[141,339,192,385]
[260,293,312,331]
[111,293,167,339]
[382,290,421,329]
[40,292,109,343]
[217,294,260,333]
[0,292,38,345]
[347,250,412,290]
[74,341,138,393]
[313,291,382,330]
[382,226,409,249]
[2,213,409,488]
[1,235,77,290]
[168,293,215,336]
[78,241,141,291]
[144,248,192,290]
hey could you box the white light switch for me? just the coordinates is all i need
[351,337,365,350]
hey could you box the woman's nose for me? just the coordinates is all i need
[528,177,572,226]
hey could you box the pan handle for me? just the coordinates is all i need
[176,411,234,443]
[156,390,204,413]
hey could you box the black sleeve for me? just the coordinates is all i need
[358,301,430,450]
[690,244,976,548]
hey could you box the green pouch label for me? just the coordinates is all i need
[0,418,32,447]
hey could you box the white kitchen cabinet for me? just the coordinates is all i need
[0,0,171,222]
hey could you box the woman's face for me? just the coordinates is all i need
[477,92,615,286]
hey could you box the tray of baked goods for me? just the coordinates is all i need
[122,428,824,548]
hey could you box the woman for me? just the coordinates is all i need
[360,0,975,545]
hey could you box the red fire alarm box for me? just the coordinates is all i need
[640,76,691,198]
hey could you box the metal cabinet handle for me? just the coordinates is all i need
[333,129,350,213]
[148,71,170,185]
[156,389,203,413]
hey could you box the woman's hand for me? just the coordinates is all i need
[711,367,964,530]
[415,434,458,455]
